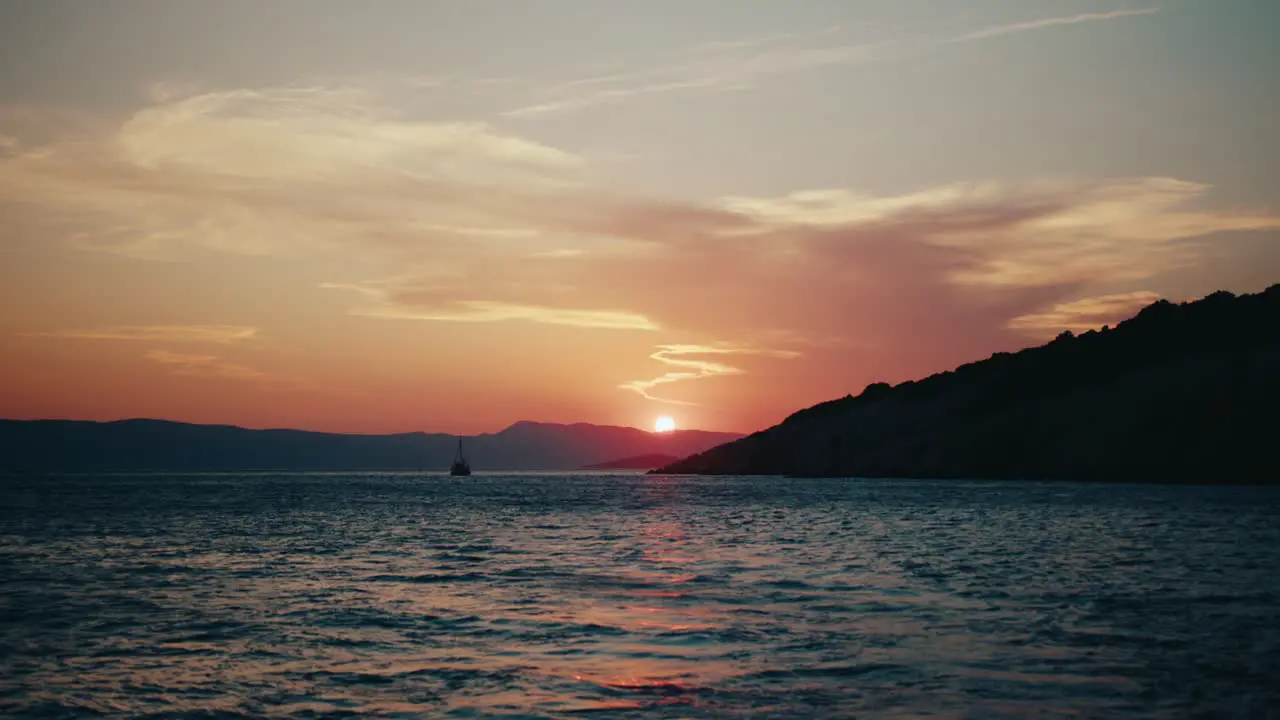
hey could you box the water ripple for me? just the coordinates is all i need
[2,473,1279,718]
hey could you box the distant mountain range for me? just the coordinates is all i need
[656,284,1280,484]
[581,453,680,470]
[0,419,741,473]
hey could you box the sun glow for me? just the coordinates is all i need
[654,416,676,433]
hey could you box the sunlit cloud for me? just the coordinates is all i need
[722,178,1280,289]
[2,83,1276,416]
[721,184,1026,227]
[1007,291,1164,337]
[145,349,267,380]
[116,87,581,178]
[953,8,1160,43]
[0,87,585,260]
[620,344,801,405]
[323,282,659,331]
[29,325,257,344]
[142,349,351,397]
[367,301,659,331]
[533,248,585,259]
[11,85,1266,307]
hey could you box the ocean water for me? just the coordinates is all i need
[2,473,1279,719]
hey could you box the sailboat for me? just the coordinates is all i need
[450,436,471,476]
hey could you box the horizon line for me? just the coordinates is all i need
[0,415,750,437]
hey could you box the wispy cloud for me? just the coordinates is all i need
[503,78,723,119]
[723,178,1280,289]
[953,8,1160,43]
[0,87,584,260]
[3,84,1276,415]
[29,325,257,344]
[143,349,352,397]
[620,344,800,405]
[7,85,1273,300]
[503,29,881,119]
[1007,291,1164,337]
[323,282,659,331]
[146,349,267,380]
[502,8,1160,119]
[365,300,660,331]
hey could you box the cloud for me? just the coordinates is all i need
[533,248,585,259]
[723,178,1280,289]
[0,87,585,260]
[1007,291,1164,337]
[296,159,1273,397]
[323,280,659,330]
[503,28,881,118]
[502,8,1161,119]
[366,298,656,331]
[503,79,724,119]
[142,349,362,398]
[954,8,1160,43]
[115,87,580,178]
[3,84,1276,413]
[145,350,267,380]
[620,344,801,405]
[29,325,257,344]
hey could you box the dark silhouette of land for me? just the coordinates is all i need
[0,420,740,473]
[655,285,1280,484]
[581,453,680,470]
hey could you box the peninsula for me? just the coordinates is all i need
[654,285,1280,484]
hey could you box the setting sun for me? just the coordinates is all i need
[654,416,676,433]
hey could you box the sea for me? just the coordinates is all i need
[2,472,1279,719]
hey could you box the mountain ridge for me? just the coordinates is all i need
[0,419,741,472]
[654,284,1280,484]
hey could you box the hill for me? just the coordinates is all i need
[0,419,741,473]
[581,453,680,470]
[654,285,1280,484]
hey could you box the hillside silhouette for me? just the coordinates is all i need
[0,419,740,473]
[655,285,1280,484]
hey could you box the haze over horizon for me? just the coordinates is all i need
[2,1,1278,435]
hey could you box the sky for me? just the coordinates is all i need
[1,0,1278,435]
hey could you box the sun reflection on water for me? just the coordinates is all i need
[6,473,1279,717]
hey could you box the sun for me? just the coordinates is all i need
[654,416,676,433]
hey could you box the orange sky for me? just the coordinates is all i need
[2,2,1279,434]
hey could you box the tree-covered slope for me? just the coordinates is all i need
[655,285,1280,484]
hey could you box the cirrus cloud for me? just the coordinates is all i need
[619,344,802,405]
[2,84,1276,409]
[1007,291,1165,337]
[145,349,267,380]
[28,325,258,344]
[324,279,660,331]
[953,8,1160,43]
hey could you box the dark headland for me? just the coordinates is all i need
[654,285,1280,484]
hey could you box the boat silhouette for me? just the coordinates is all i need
[450,436,471,476]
